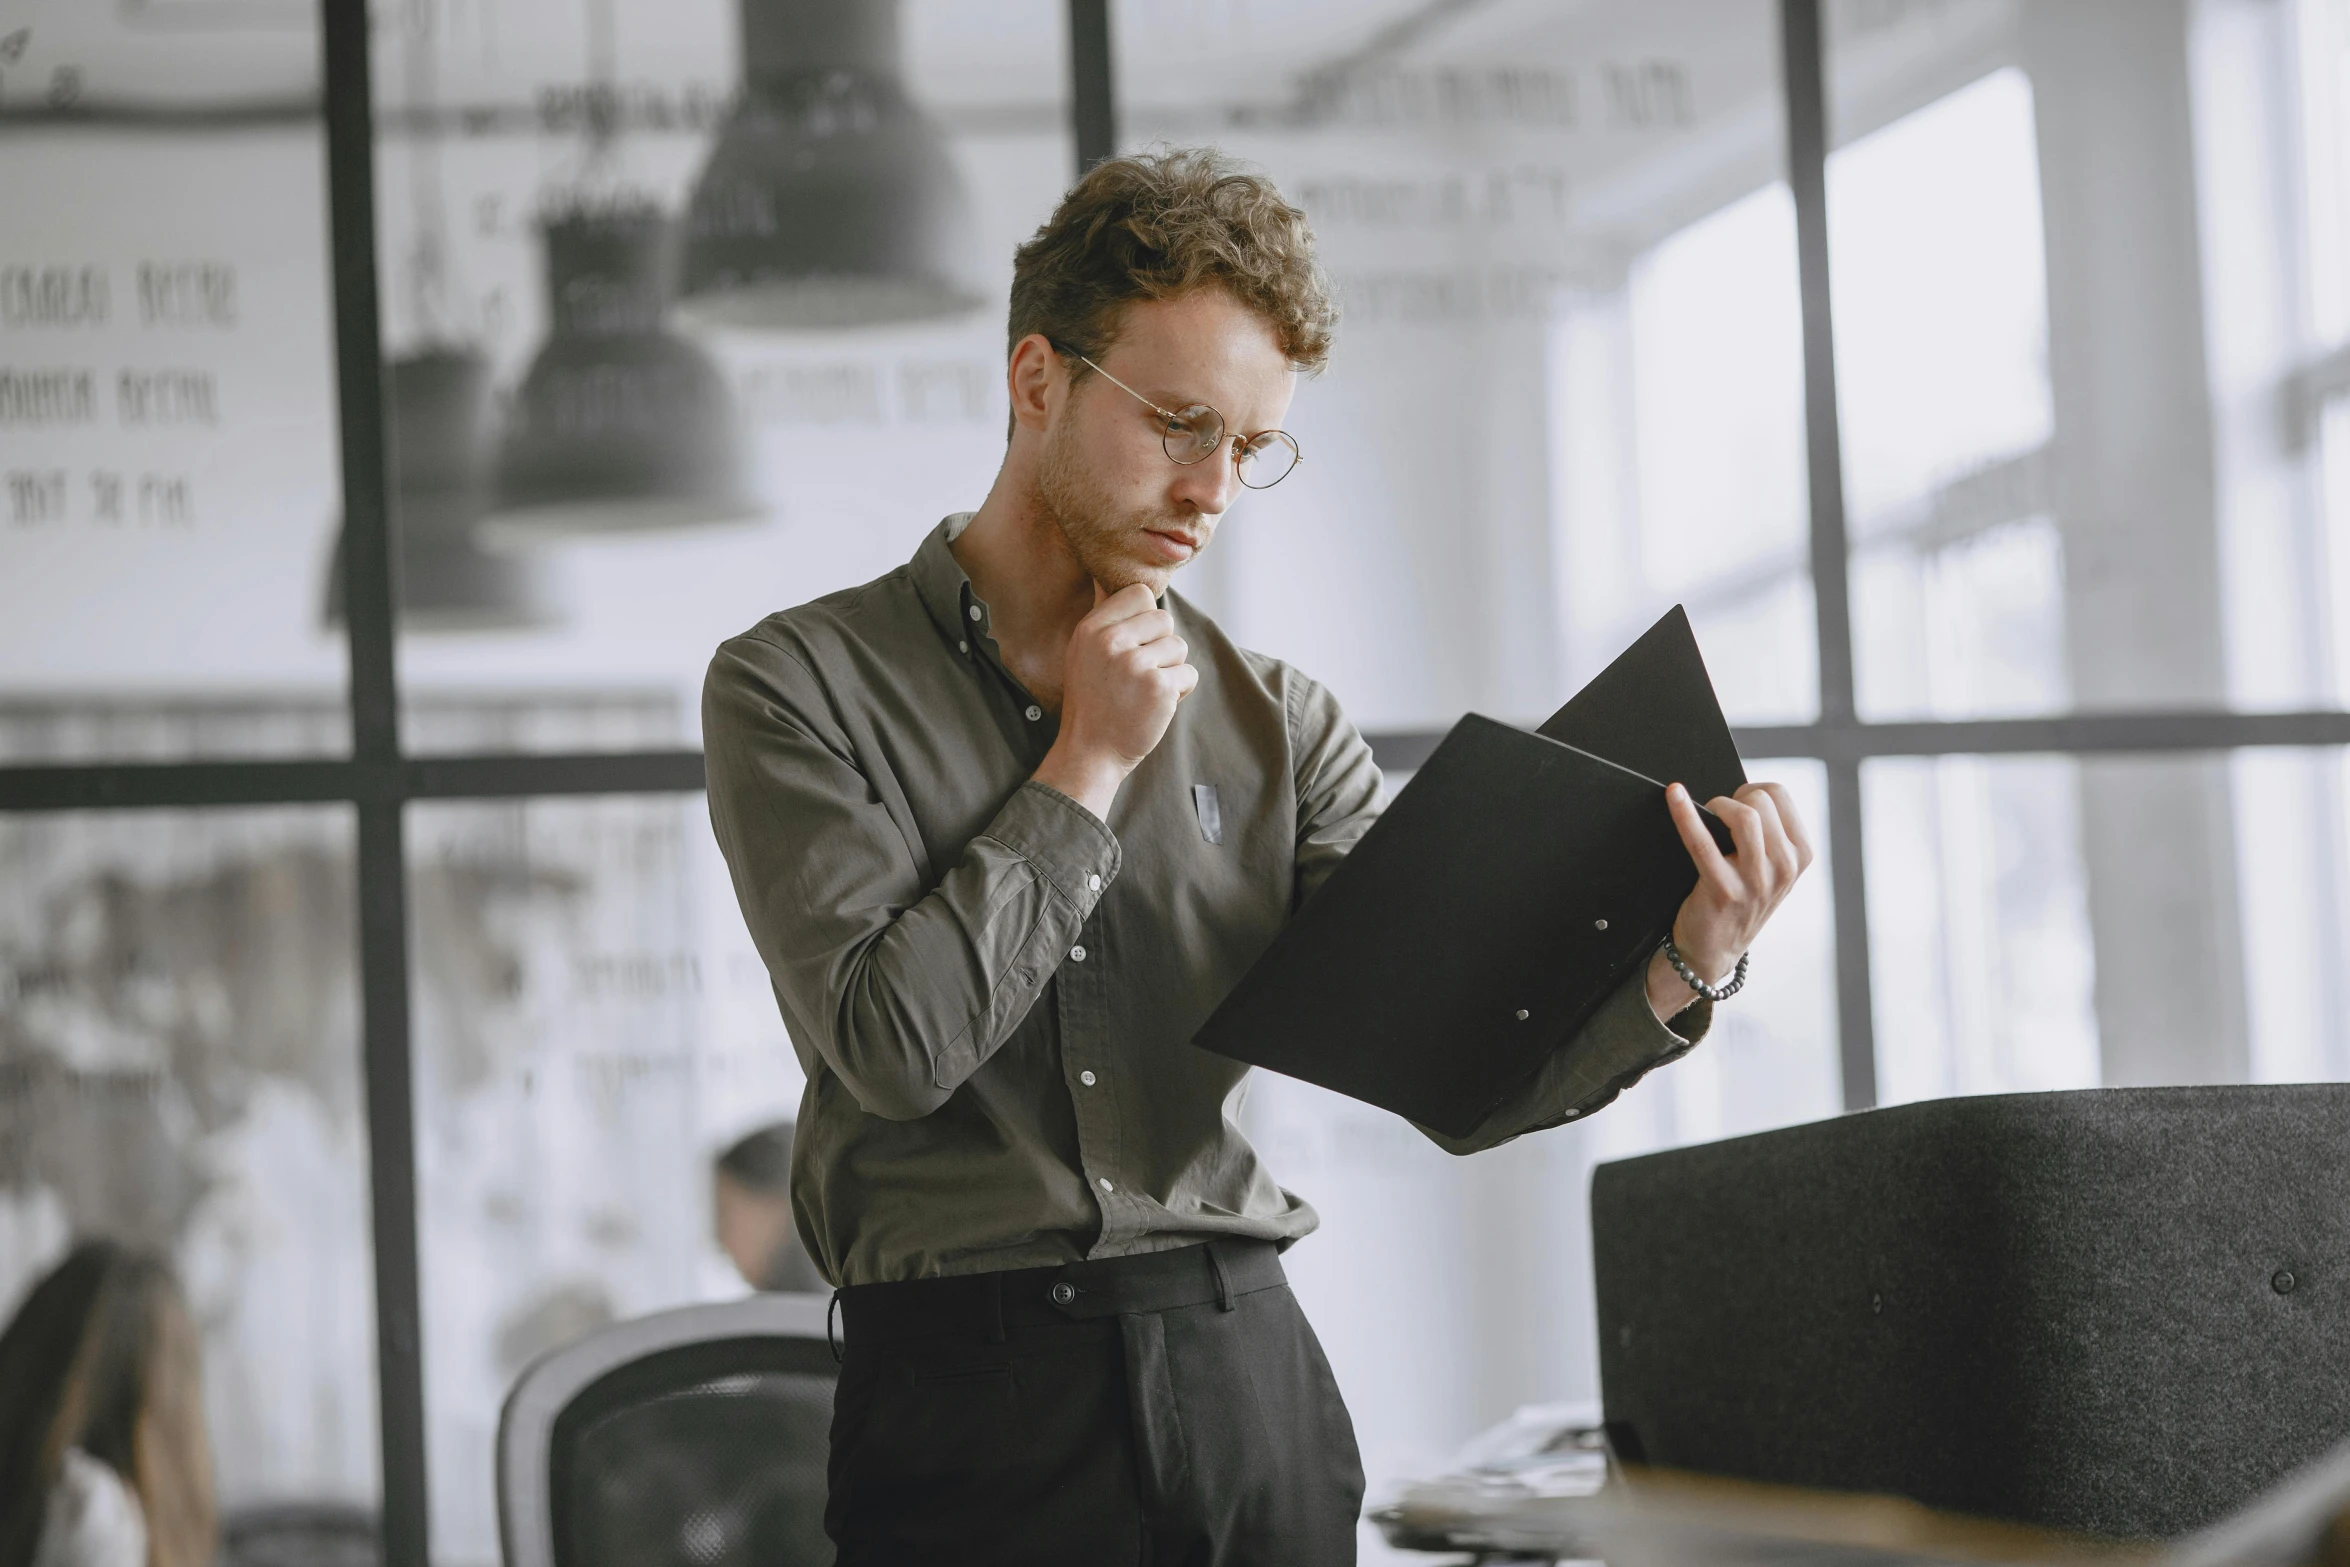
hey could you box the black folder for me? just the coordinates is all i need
[1193,607,1746,1139]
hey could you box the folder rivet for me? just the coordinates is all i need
[1594,918,1609,931]
[1515,1008,1530,1021]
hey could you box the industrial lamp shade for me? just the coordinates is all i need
[325,349,559,632]
[676,0,986,329]
[486,204,757,542]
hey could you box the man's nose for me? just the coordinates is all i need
[1168,445,1241,517]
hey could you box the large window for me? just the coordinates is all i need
[0,801,379,1512]
[8,3,2350,1563]
[0,57,346,761]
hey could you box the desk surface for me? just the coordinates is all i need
[1374,1468,2163,1567]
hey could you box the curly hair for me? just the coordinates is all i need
[1008,147,1336,375]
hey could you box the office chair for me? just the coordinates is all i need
[220,1502,380,1567]
[1592,1084,2350,1540]
[497,1292,837,1567]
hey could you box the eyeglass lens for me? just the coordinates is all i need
[1160,405,1225,463]
[1236,430,1300,489]
[1159,405,1300,489]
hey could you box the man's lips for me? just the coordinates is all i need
[1142,528,1201,562]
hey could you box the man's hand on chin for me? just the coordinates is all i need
[1030,582,1197,822]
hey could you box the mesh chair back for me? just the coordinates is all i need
[221,1502,381,1567]
[499,1294,836,1567]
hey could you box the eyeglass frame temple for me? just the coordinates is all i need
[1068,350,1183,429]
[1055,344,1300,477]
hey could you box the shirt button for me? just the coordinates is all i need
[1025,704,1043,722]
[1069,945,1087,962]
[968,604,983,622]
[1098,1177,1114,1193]
[1080,1070,1097,1086]
[958,640,969,654]
[1050,1281,1077,1306]
[1087,874,1102,892]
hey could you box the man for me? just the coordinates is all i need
[704,147,1810,1566]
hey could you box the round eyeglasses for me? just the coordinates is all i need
[1057,345,1302,489]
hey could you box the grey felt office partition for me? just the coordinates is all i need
[1591,1085,2350,1540]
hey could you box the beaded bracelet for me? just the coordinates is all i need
[1665,936,1750,1002]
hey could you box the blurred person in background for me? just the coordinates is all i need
[0,1240,216,1567]
[712,1121,826,1294]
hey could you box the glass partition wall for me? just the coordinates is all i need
[8,2,2350,1562]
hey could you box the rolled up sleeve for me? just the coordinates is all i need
[704,634,1119,1120]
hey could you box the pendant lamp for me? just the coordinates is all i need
[325,348,559,632]
[676,0,986,329]
[483,202,757,542]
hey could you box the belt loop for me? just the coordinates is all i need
[986,1272,1007,1344]
[827,1289,843,1364]
[1207,1243,1235,1312]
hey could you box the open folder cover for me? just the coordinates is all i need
[1193,607,1747,1140]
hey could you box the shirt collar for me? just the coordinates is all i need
[910,512,990,655]
[907,510,1177,660]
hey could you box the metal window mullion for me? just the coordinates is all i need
[1780,0,1878,1110]
[353,796,428,1567]
[1822,755,1877,1108]
[327,12,399,766]
[0,751,712,811]
[1067,0,1116,174]
[26,708,2350,812]
[320,2,429,1563]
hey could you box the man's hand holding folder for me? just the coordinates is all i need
[1196,606,1814,1142]
[1642,778,1812,1028]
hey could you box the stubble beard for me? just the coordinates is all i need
[1036,416,1195,595]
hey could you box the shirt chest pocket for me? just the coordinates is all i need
[1109,740,1294,948]
[1150,774,1288,929]
[1106,773,1291,990]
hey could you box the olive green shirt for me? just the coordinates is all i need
[703,515,1709,1287]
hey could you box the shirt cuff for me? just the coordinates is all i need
[1559,970,1711,1117]
[1414,964,1712,1154]
[981,780,1122,917]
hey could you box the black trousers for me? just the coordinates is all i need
[827,1237,1365,1566]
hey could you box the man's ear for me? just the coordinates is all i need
[1006,332,1062,437]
